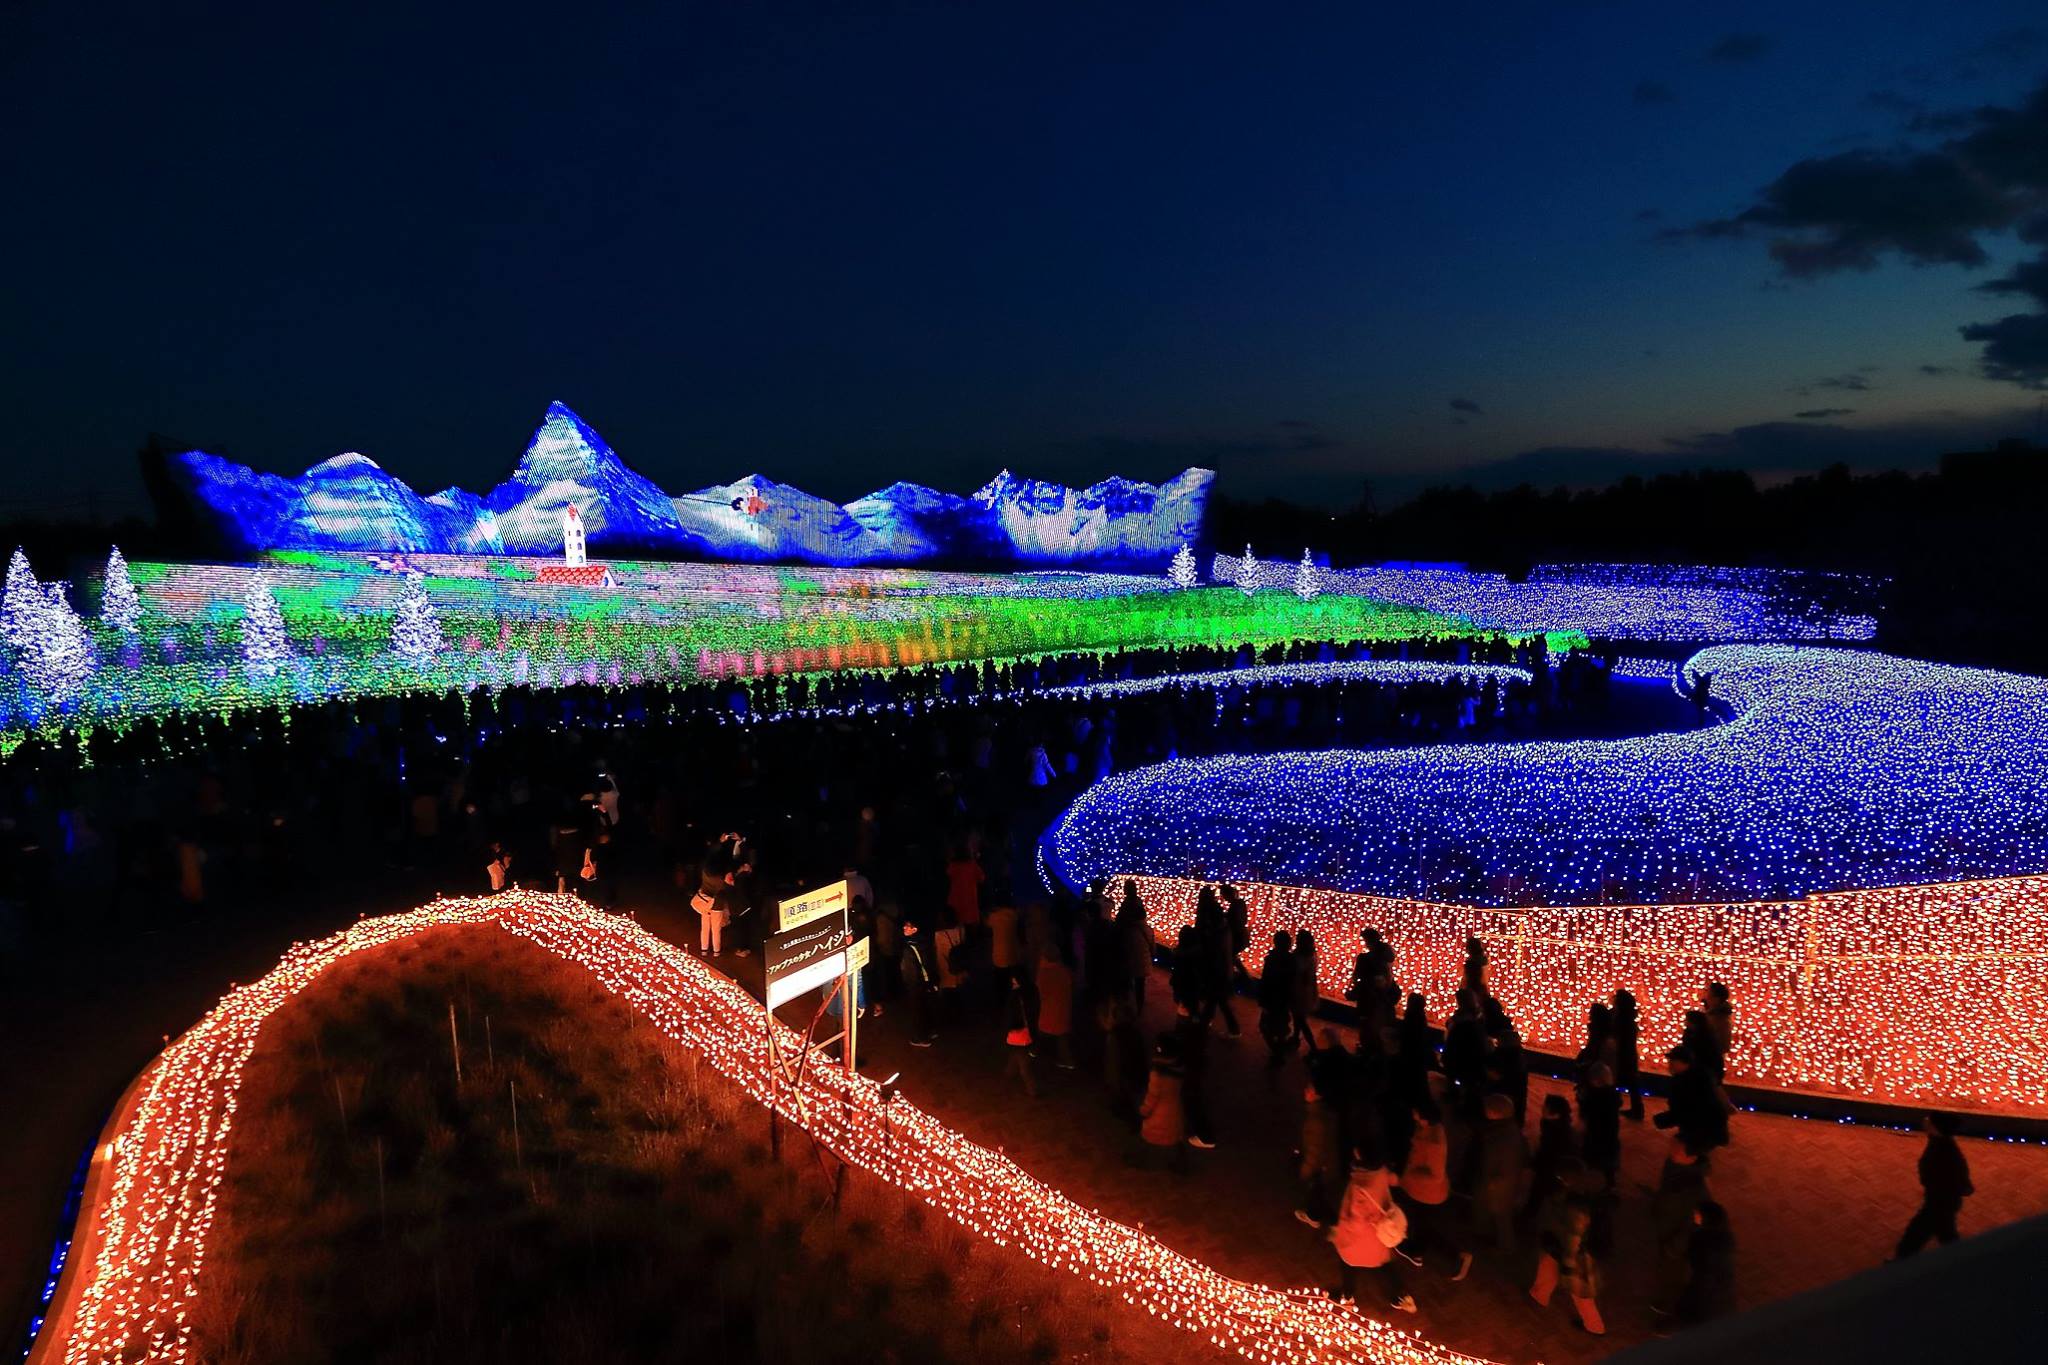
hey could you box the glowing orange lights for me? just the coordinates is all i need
[1124,872,2048,1115]
[45,893,1497,1365]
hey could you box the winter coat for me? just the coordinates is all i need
[1331,1166,1401,1268]
[1473,1115,1528,1215]
[1919,1133,1975,1207]
[1402,1118,1452,1206]
[1299,1099,1341,1182]
[1655,1065,1730,1151]
[1036,958,1075,1037]
[1139,1063,1186,1147]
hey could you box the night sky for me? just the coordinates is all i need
[4,1,2046,516]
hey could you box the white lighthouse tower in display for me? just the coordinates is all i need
[563,504,587,567]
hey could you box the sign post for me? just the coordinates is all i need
[845,934,871,1075]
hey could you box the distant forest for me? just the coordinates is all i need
[2,439,2045,674]
[1214,440,2048,673]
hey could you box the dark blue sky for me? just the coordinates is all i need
[3,1,2045,515]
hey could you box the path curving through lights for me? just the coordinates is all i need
[1040,658,1534,700]
[1045,646,2048,908]
[39,893,1493,1365]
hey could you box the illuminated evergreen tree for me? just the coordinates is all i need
[1294,548,1320,601]
[390,572,444,664]
[1236,543,1258,595]
[1168,543,1198,589]
[10,576,97,702]
[101,546,141,634]
[2,548,39,652]
[241,578,290,675]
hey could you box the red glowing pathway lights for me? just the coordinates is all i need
[1122,873,2048,1116]
[37,893,1497,1365]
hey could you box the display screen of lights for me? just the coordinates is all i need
[2,550,1493,743]
[1115,871,2048,1116]
[1047,645,2048,908]
[1213,557,1881,643]
[44,893,1498,1365]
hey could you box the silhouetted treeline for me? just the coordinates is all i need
[1212,442,2048,673]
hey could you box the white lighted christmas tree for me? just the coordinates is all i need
[9,574,97,702]
[3,548,39,652]
[391,572,444,664]
[101,546,141,633]
[1168,542,1198,589]
[1236,543,1258,595]
[241,578,291,675]
[1294,548,1321,601]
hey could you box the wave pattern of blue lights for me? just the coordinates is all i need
[1040,659,1533,700]
[1045,645,2048,906]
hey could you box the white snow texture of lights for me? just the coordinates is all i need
[1040,659,1532,701]
[1044,645,2048,907]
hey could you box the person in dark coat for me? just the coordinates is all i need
[1653,1045,1729,1152]
[1650,1135,1713,1319]
[1293,1081,1344,1228]
[1611,988,1644,1120]
[1894,1112,1974,1258]
[1257,930,1297,1064]
[1523,1093,1577,1222]
[1174,1002,1217,1149]
[1578,1063,1622,1188]
[900,920,938,1046]
[1678,1200,1736,1325]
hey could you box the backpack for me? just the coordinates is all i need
[1367,1187,1409,1248]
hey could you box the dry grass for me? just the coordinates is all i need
[190,925,1217,1365]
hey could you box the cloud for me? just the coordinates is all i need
[1667,77,2048,387]
[1632,80,1676,106]
[1919,364,1956,375]
[1708,33,1770,63]
[1800,372,1877,394]
[1959,314,2048,387]
[1431,406,2041,493]
[1794,408,1857,419]
[1977,254,2048,304]
[1449,398,1484,415]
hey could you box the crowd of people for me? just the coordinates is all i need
[0,633,1631,935]
[0,627,1980,1350]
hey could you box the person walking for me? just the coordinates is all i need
[1611,988,1644,1120]
[1579,1063,1623,1189]
[1396,1097,1472,1280]
[1036,939,1077,1070]
[1258,930,1297,1065]
[1002,979,1037,1098]
[1650,1135,1714,1321]
[1894,1113,1973,1258]
[1135,1036,1188,1171]
[1528,1165,1606,1336]
[1329,1156,1417,1315]
[900,920,938,1047]
[1678,1200,1736,1326]
[1471,1092,1527,1252]
[1654,1045,1731,1153]
[1289,929,1320,1044]
[1175,1002,1218,1149]
[1293,1081,1344,1229]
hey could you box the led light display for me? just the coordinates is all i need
[1042,659,1531,701]
[47,893,1498,1365]
[1046,646,2048,908]
[1214,558,1881,643]
[169,401,1217,571]
[1,551,1481,740]
[1117,872,2048,1114]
